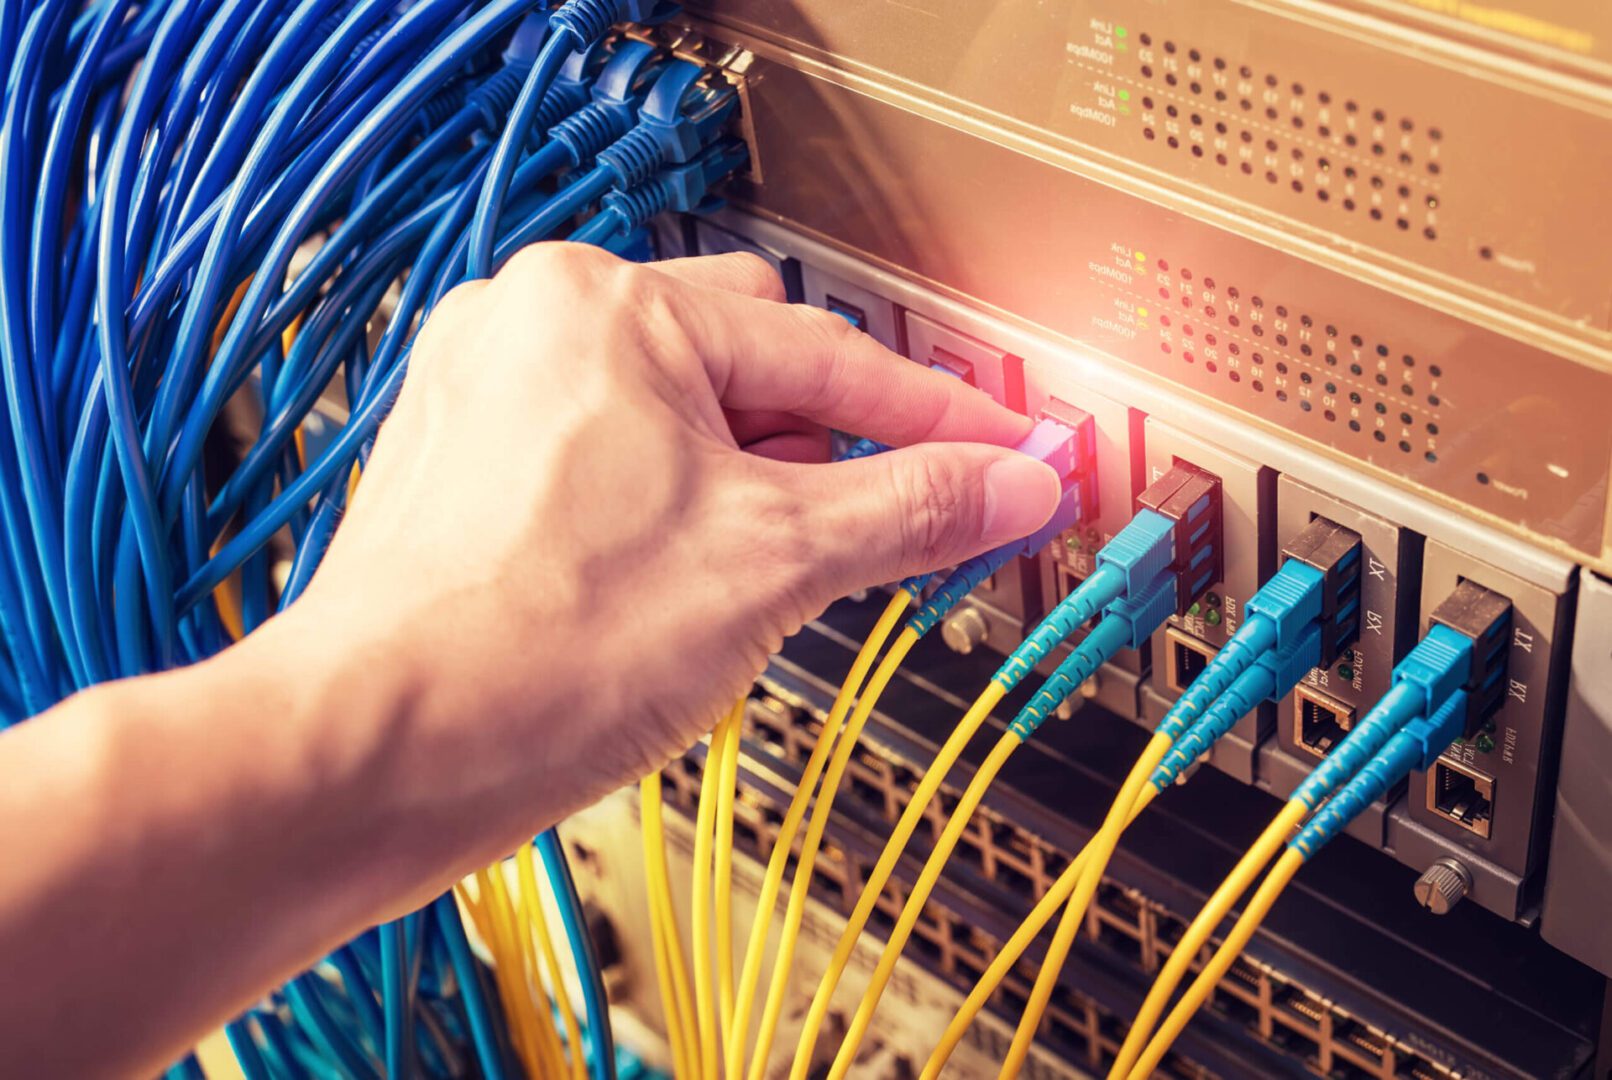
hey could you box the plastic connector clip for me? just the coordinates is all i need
[1136,463,1222,614]
[1429,579,1512,730]
[1275,516,1363,663]
[904,418,1084,637]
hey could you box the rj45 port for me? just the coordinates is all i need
[1294,684,1356,760]
[1427,756,1494,840]
[1164,627,1216,695]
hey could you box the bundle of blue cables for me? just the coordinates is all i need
[0,0,747,1075]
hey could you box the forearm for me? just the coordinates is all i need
[0,605,483,1077]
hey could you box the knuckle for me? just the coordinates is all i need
[501,240,613,290]
[893,454,970,569]
[720,251,787,300]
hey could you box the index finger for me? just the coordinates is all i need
[666,277,1031,449]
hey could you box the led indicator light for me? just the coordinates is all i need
[1116,26,1127,37]
[1119,90,1130,101]
[1134,251,1147,262]
[1205,609,1223,626]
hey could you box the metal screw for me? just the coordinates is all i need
[1413,857,1473,915]
[941,607,989,655]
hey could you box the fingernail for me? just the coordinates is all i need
[981,456,1059,545]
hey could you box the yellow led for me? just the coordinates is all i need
[1134,251,1147,262]
[1137,306,1149,318]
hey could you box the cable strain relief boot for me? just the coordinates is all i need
[597,124,663,188]
[468,65,531,131]
[550,0,621,46]
[600,182,670,232]
[416,82,470,135]
[1008,615,1132,739]
[908,550,1011,637]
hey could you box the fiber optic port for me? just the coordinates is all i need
[1164,627,1216,695]
[1427,757,1494,840]
[825,295,867,330]
[1293,684,1356,760]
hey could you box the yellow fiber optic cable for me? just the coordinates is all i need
[725,591,912,1080]
[692,705,741,1080]
[642,773,698,1079]
[646,866,693,1080]
[1126,849,1305,1080]
[492,856,567,1078]
[999,731,1175,1079]
[781,677,1007,1080]
[519,843,588,1080]
[824,729,1021,1080]
[474,868,547,1076]
[919,784,1162,1079]
[1107,799,1308,1079]
[494,865,567,1078]
[714,698,744,1044]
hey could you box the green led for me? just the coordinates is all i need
[1119,90,1130,101]
[1205,609,1222,626]
[1064,535,1082,554]
[1452,736,1466,747]
[1115,25,1127,37]
[1476,734,1496,753]
[1337,664,1354,681]
[1187,602,1201,616]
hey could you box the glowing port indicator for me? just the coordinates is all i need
[1116,26,1127,37]
[1134,251,1147,262]
[1119,90,1130,101]
[1136,306,1149,318]
[1205,608,1223,626]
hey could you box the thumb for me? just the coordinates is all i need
[790,443,1061,598]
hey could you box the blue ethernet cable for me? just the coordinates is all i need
[6,3,762,1074]
[468,0,669,278]
[433,893,508,1080]
[539,829,619,1080]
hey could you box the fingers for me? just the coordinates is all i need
[661,280,1030,450]
[778,443,1060,597]
[724,408,831,463]
[651,251,787,302]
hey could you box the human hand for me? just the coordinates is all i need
[273,243,1060,891]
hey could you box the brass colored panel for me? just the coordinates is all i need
[719,62,1612,559]
[688,0,1612,334]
